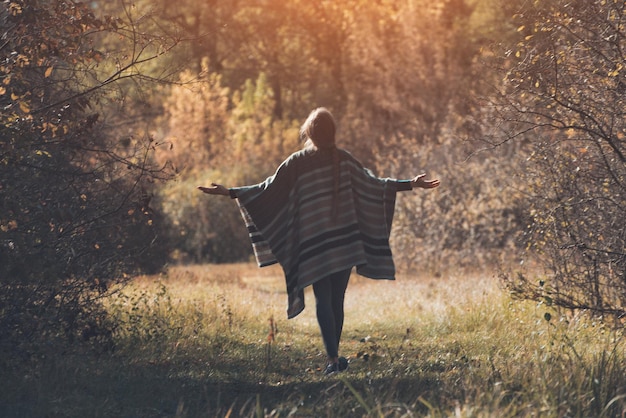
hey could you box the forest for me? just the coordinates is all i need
[1,0,625,415]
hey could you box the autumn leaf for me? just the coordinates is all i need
[35,150,52,157]
[44,66,54,78]
[19,101,30,113]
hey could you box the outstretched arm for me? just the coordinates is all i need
[410,174,440,189]
[197,183,230,196]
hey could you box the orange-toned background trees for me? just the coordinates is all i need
[149,0,523,269]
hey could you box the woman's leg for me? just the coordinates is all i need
[330,269,351,352]
[312,269,351,360]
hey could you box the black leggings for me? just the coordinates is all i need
[312,269,351,359]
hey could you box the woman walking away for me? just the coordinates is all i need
[198,107,440,375]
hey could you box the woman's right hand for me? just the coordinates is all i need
[197,183,230,196]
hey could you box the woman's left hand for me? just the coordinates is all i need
[411,174,440,189]
[197,183,230,196]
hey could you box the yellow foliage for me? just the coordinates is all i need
[156,66,231,177]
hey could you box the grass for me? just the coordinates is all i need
[1,263,625,417]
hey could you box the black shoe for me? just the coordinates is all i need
[324,357,349,376]
[338,356,349,372]
[323,362,340,375]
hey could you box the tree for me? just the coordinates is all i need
[0,0,180,354]
[157,62,231,173]
[148,0,522,269]
[157,70,301,263]
[490,0,626,317]
[333,0,482,163]
[145,0,238,74]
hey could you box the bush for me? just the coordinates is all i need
[488,0,626,317]
[0,0,176,355]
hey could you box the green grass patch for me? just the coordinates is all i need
[1,263,625,417]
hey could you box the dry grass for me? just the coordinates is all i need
[2,263,625,417]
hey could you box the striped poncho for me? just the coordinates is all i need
[232,147,412,318]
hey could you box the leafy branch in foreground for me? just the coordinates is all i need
[488,0,626,318]
[0,0,181,356]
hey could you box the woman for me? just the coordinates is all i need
[198,107,439,375]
